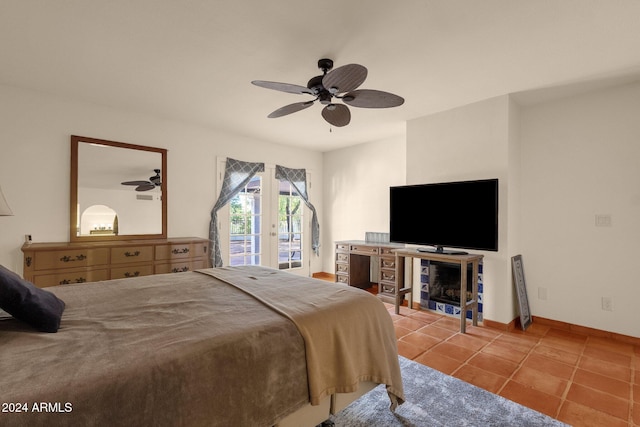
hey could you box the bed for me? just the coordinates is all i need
[0,265,404,427]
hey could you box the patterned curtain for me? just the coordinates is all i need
[209,158,265,267]
[275,165,320,256]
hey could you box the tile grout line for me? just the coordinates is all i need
[494,331,542,396]
[448,326,504,379]
[552,332,587,421]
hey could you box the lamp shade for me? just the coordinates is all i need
[0,186,13,216]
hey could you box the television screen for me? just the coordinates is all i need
[390,178,498,253]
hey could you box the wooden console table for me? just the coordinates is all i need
[394,248,483,333]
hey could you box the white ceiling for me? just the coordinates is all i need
[2,1,640,152]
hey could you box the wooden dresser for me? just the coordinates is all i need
[22,237,211,288]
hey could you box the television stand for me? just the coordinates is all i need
[416,246,468,255]
[394,248,483,333]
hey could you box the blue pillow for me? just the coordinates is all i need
[0,265,65,332]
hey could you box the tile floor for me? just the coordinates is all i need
[385,303,639,427]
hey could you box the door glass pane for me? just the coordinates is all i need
[278,181,303,270]
[229,176,262,266]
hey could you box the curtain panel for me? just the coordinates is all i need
[209,158,265,267]
[275,165,320,256]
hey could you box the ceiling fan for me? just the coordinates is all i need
[121,169,161,192]
[252,58,404,127]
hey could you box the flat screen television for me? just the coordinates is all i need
[389,178,498,254]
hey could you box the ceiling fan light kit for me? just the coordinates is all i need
[252,58,404,127]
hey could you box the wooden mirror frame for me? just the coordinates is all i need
[70,135,167,242]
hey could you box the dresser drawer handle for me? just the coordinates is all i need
[60,254,87,263]
[172,266,189,273]
[337,264,348,272]
[382,260,395,268]
[383,273,395,281]
[124,251,141,257]
[59,277,86,285]
[172,248,190,255]
[124,271,140,277]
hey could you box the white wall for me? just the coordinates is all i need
[406,95,516,325]
[0,84,323,274]
[322,136,406,273]
[519,81,640,338]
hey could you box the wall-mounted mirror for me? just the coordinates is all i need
[70,135,167,242]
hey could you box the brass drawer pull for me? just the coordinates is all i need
[124,271,141,277]
[172,266,189,273]
[382,273,395,281]
[124,251,141,257]
[172,248,190,255]
[60,254,87,263]
[337,264,348,272]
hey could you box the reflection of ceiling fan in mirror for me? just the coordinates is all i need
[252,58,404,127]
[121,169,161,192]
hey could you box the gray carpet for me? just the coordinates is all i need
[329,356,569,426]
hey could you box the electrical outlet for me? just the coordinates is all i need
[601,297,613,311]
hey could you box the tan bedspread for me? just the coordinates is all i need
[0,271,309,427]
[198,266,405,408]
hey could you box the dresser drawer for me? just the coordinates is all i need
[379,270,396,283]
[379,283,396,295]
[380,247,396,256]
[155,243,206,261]
[335,263,349,274]
[350,245,379,255]
[336,252,349,263]
[155,259,206,274]
[33,248,109,271]
[335,243,349,251]
[336,274,349,285]
[33,269,109,288]
[111,264,154,279]
[111,246,153,265]
[380,257,396,270]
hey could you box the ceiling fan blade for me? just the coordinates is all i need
[342,89,405,108]
[268,101,314,118]
[321,104,351,127]
[322,64,367,94]
[252,80,313,95]
[122,180,151,186]
[135,184,156,192]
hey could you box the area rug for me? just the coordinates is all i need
[329,356,569,426]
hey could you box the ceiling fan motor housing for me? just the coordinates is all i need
[318,58,333,73]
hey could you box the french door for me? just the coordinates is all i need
[216,160,311,276]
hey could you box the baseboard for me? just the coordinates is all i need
[530,315,640,346]
[483,315,640,346]
[482,318,519,332]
